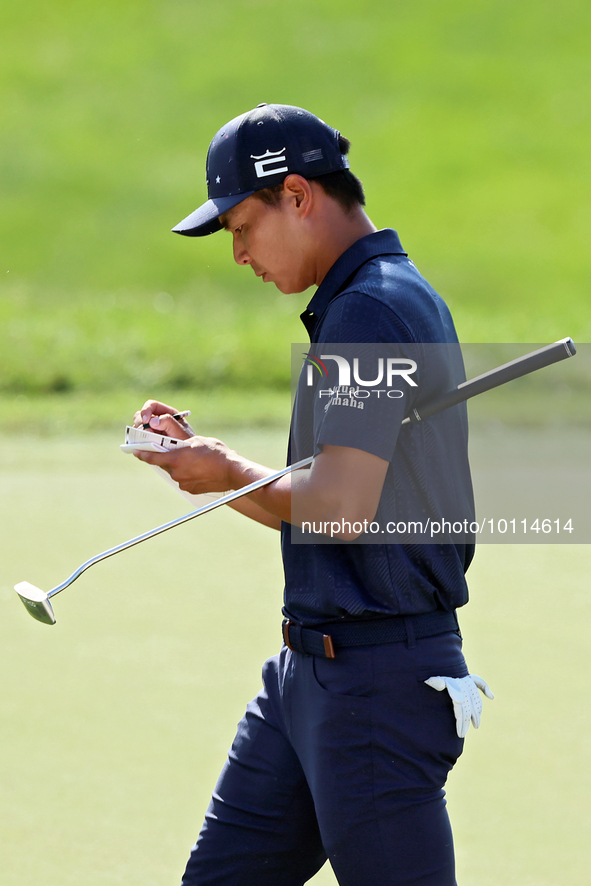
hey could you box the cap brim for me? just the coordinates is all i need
[171,192,255,237]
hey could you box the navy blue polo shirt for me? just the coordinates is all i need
[281,229,475,626]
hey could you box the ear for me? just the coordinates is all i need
[282,174,314,217]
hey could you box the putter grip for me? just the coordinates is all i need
[402,338,576,425]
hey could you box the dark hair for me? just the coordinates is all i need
[253,134,366,212]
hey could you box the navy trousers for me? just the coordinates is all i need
[181,631,468,886]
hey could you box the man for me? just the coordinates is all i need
[133,103,492,886]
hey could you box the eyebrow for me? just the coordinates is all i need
[218,211,234,231]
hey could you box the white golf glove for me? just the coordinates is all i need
[425,674,494,738]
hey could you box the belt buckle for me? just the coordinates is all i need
[282,619,294,651]
[322,633,336,659]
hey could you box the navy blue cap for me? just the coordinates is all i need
[172,103,350,237]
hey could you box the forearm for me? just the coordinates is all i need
[225,454,294,524]
[227,495,282,530]
[132,418,388,539]
[225,447,387,537]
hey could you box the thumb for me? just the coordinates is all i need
[149,414,191,440]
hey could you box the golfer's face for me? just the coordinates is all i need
[221,195,311,294]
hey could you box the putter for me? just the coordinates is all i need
[15,337,576,625]
[14,456,315,625]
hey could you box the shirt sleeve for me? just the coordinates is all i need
[310,337,422,463]
[309,287,463,462]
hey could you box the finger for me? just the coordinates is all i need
[133,449,157,464]
[426,678,469,737]
[133,400,180,428]
[132,448,176,467]
[133,401,158,428]
[148,413,191,440]
[451,698,470,738]
[137,400,160,427]
[441,677,465,706]
[471,675,495,700]
[445,677,472,737]
[424,676,446,692]
[467,681,483,729]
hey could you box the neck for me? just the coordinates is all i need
[312,204,378,286]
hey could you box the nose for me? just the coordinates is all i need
[233,235,251,266]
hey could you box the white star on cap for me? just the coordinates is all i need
[216,176,221,184]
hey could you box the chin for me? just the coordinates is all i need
[274,279,309,295]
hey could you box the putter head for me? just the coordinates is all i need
[15,582,56,625]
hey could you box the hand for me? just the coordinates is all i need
[133,400,196,437]
[134,399,179,428]
[133,434,239,496]
[425,674,494,738]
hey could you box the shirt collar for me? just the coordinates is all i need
[300,228,407,339]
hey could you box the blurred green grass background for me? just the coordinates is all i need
[2,0,590,430]
[1,1,590,884]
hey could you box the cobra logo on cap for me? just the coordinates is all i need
[250,147,288,178]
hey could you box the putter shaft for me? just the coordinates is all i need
[15,455,313,623]
[46,455,314,600]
